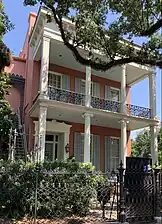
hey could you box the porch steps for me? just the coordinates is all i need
[11,110,27,161]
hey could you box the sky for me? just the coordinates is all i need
[3,1,161,139]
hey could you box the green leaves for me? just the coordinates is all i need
[0,160,100,219]
[23,0,162,70]
[0,72,12,146]
[132,128,162,165]
[132,130,151,158]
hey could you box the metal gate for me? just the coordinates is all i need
[124,157,155,223]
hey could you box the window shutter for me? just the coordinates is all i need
[92,135,100,170]
[62,74,70,90]
[74,132,84,162]
[93,82,100,97]
[105,85,110,99]
[75,78,81,93]
[104,136,111,172]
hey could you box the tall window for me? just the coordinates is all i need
[48,72,62,88]
[74,132,100,170]
[110,138,120,170]
[105,136,120,171]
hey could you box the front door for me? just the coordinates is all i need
[45,134,59,161]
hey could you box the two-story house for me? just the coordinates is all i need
[5,7,160,171]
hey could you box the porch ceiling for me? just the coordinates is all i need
[30,99,156,131]
[35,36,153,86]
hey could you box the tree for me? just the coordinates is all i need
[132,128,162,164]
[0,1,13,157]
[24,0,162,71]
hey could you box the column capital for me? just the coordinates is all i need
[82,112,94,118]
[122,64,126,70]
[118,119,129,124]
[42,35,51,42]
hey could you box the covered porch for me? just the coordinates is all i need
[29,98,159,169]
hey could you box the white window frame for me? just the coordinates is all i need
[110,136,120,170]
[45,133,60,161]
[48,71,63,89]
[110,87,120,102]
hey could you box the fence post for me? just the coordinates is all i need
[154,166,161,219]
[118,161,126,223]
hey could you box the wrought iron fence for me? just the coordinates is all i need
[48,86,151,118]
[0,169,121,224]
[48,86,85,106]
[91,96,121,112]
[126,104,151,119]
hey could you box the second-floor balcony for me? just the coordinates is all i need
[48,86,151,119]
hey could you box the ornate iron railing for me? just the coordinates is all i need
[127,104,151,119]
[48,87,151,119]
[91,96,121,112]
[48,86,85,106]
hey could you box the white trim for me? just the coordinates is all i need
[48,71,63,76]
[29,9,42,45]
[33,37,42,60]
[29,98,159,129]
[127,73,150,86]
[34,120,72,133]
[34,120,72,160]
[45,133,60,161]
[110,136,120,139]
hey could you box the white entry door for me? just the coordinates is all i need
[45,134,60,161]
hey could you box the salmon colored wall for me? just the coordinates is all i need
[20,12,37,150]
[68,122,130,171]
[127,131,131,157]
[20,12,37,59]
[5,87,21,113]
[4,57,26,115]
[4,57,26,77]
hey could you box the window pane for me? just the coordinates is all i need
[46,135,54,141]
[45,143,53,161]
[48,73,61,88]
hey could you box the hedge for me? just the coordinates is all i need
[0,159,104,220]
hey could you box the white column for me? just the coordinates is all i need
[85,66,91,107]
[149,72,156,119]
[149,72,158,164]
[121,65,127,114]
[150,125,158,165]
[83,113,93,162]
[38,105,47,162]
[120,119,127,168]
[40,36,50,99]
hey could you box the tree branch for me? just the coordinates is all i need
[140,18,162,36]
[48,5,162,71]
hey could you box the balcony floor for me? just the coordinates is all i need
[29,97,158,131]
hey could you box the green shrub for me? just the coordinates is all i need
[0,159,103,219]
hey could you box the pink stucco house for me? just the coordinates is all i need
[5,7,159,171]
